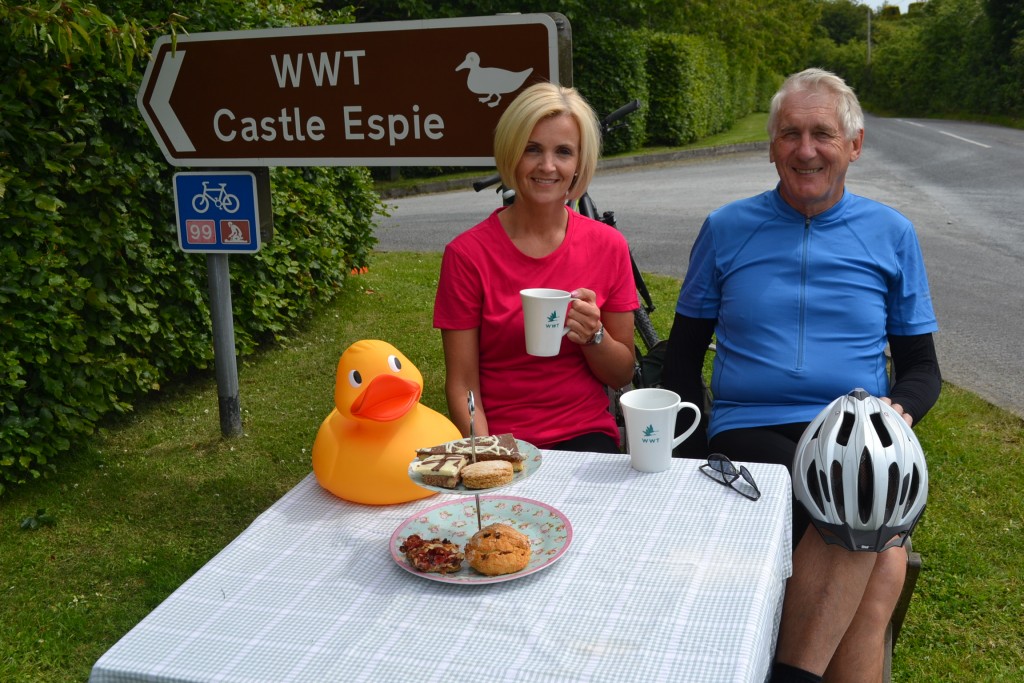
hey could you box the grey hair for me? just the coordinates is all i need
[767,68,864,141]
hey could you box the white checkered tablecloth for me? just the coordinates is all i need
[90,452,792,683]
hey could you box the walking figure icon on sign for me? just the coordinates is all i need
[224,221,246,243]
[192,181,241,214]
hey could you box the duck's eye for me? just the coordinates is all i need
[348,369,362,387]
[387,355,402,372]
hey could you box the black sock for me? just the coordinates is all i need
[768,662,823,683]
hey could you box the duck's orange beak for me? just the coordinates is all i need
[350,374,421,422]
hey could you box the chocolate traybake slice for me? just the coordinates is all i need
[415,433,524,471]
[412,452,467,488]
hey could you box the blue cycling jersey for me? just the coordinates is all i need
[677,187,938,437]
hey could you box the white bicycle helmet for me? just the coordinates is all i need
[793,388,928,552]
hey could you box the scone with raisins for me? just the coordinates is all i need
[465,523,531,576]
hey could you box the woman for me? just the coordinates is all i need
[433,83,638,453]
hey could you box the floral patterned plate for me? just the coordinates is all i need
[407,439,542,495]
[390,495,573,585]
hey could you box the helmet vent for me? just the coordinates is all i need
[805,463,825,514]
[831,461,846,523]
[907,464,921,507]
[858,447,874,523]
[819,470,831,503]
[869,412,893,447]
[885,463,900,521]
[900,472,910,505]
[837,411,855,446]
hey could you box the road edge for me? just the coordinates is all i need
[378,141,769,199]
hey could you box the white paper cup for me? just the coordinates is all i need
[521,288,573,357]
[620,388,701,473]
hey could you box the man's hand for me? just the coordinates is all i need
[881,397,913,427]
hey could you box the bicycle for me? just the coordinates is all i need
[192,181,241,214]
[472,99,662,372]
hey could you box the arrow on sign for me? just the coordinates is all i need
[150,49,195,153]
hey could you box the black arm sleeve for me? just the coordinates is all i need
[887,333,942,424]
[661,313,716,458]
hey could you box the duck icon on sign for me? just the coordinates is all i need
[456,52,533,107]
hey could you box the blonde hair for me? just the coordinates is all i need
[767,68,864,141]
[493,82,601,202]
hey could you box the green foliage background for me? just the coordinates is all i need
[811,0,1024,118]
[3,0,1023,497]
[0,1,382,495]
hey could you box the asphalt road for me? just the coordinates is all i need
[374,114,1024,419]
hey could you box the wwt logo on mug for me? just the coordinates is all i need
[544,310,561,328]
[641,424,660,443]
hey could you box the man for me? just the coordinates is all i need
[662,68,941,682]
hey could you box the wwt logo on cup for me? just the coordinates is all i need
[641,424,660,443]
[544,310,561,328]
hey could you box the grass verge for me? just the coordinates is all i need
[1,251,1021,682]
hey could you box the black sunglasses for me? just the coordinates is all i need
[699,453,761,501]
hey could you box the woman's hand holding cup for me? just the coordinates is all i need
[567,288,602,345]
[520,287,602,357]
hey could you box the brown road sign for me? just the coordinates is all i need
[136,14,568,167]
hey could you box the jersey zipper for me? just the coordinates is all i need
[797,216,811,369]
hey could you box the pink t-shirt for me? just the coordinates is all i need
[434,207,638,447]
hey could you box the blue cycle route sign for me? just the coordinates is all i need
[173,171,261,253]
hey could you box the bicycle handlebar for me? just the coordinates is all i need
[600,99,641,133]
[473,173,503,193]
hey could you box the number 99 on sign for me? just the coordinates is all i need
[186,220,217,244]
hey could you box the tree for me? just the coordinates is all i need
[818,0,870,44]
[986,0,1024,62]
[0,1,184,70]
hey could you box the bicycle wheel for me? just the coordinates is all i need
[221,193,241,214]
[634,305,660,355]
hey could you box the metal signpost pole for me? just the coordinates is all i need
[206,253,243,437]
[172,170,261,437]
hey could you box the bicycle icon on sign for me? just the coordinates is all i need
[191,181,240,214]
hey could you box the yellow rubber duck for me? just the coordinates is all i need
[312,339,461,505]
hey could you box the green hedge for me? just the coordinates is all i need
[0,5,381,496]
[573,22,649,155]
[573,24,768,154]
[643,31,744,146]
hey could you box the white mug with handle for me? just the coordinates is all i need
[520,288,575,357]
[620,388,701,473]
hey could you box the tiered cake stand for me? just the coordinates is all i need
[390,396,573,584]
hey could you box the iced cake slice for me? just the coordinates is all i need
[416,433,524,471]
[412,453,467,488]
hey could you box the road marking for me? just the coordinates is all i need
[898,119,991,148]
[936,130,991,148]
